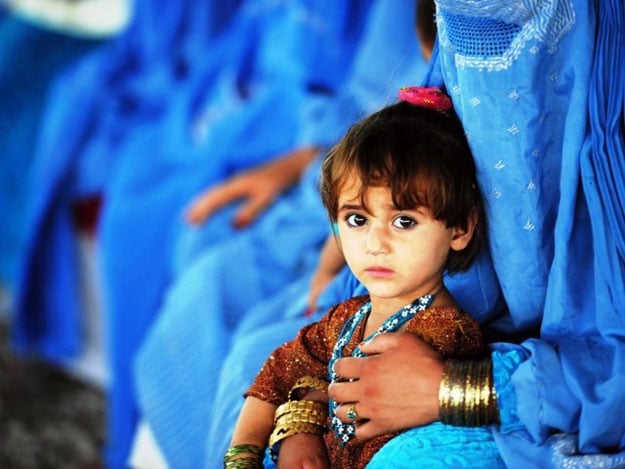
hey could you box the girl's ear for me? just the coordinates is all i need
[450,211,478,251]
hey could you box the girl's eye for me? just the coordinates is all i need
[346,213,367,227]
[392,216,416,229]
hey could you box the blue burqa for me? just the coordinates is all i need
[370,0,625,466]
[11,0,243,466]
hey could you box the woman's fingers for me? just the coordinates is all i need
[185,179,244,225]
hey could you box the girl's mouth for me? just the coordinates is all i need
[365,266,394,278]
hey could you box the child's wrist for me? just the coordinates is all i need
[269,376,330,461]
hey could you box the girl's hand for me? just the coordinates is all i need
[328,332,443,440]
[276,433,330,469]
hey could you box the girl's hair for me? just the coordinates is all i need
[320,100,485,274]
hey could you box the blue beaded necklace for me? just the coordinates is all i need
[328,293,436,446]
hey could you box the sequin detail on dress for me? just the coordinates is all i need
[328,294,435,446]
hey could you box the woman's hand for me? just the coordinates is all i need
[185,147,319,227]
[328,332,444,440]
[276,433,330,469]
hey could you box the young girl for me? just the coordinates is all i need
[224,87,501,468]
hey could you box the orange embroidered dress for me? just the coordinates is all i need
[246,295,486,468]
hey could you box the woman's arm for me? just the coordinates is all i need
[185,146,319,227]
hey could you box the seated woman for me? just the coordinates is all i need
[331,0,625,467]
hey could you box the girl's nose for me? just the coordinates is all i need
[365,224,390,255]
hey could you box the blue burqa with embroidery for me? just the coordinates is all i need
[369,0,625,467]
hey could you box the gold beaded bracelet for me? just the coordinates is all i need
[223,444,264,469]
[287,376,329,400]
[438,358,499,427]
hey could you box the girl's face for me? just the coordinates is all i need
[335,175,472,313]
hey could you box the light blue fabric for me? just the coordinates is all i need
[370,0,625,467]
[367,423,505,468]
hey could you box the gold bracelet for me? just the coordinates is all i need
[438,358,499,426]
[274,399,328,424]
[288,376,329,400]
[274,408,328,428]
[268,399,328,461]
[269,421,325,447]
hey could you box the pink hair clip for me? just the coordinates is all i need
[398,86,453,112]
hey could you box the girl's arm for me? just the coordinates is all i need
[229,397,276,458]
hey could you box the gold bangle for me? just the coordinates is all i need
[438,358,499,426]
[274,407,328,428]
[274,399,327,423]
[269,399,328,461]
[288,376,329,400]
[269,421,324,445]
[269,420,325,451]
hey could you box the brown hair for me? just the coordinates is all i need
[320,100,485,274]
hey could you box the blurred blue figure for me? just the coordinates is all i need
[12,0,243,466]
[0,13,101,290]
[96,1,374,466]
